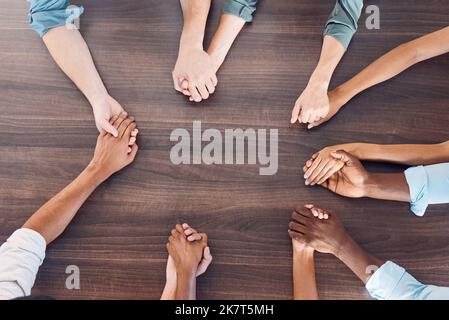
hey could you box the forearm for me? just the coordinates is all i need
[175,270,197,300]
[335,235,384,285]
[23,164,108,244]
[363,173,411,202]
[293,248,318,300]
[334,141,449,165]
[207,14,246,71]
[308,36,346,88]
[43,26,108,106]
[337,27,449,104]
[179,0,211,49]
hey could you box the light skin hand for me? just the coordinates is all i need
[173,0,217,102]
[304,149,349,186]
[291,36,345,126]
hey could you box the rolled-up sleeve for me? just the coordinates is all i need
[324,0,364,49]
[0,228,46,300]
[404,163,449,216]
[27,0,84,37]
[366,261,449,300]
[223,0,257,22]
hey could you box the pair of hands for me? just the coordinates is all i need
[288,205,349,256]
[166,223,213,281]
[290,85,348,129]
[302,148,370,199]
[172,46,219,103]
[89,112,139,180]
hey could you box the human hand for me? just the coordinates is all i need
[303,151,369,198]
[291,82,330,126]
[91,95,127,137]
[306,87,350,129]
[172,46,218,102]
[89,113,139,180]
[288,205,349,256]
[167,224,208,275]
[303,146,345,186]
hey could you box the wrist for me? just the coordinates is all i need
[362,173,382,198]
[333,233,354,260]
[84,162,111,185]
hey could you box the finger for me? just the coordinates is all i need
[182,89,191,96]
[122,120,137,140]
[306,159,313,168]
[311,208,319,217]
[316,161,344,185]
[288,230,306,242]
[100,119,119,137]
[310,160,337,186]
[172,73,182,92]
[211,74,218,87]
[304,204,314,209]
[189,84,202,102]
[197,83,210,100]
[304,157,323,183]
[187,234,202,242]
[112,112,127,129]
[289,221,306,234]
[128,144,139,161]
[196,246,213,276]
[291,101,301,124]
[291,211,309,225]
[129,136,137,146]
[295,206,313,218]
[181,78,189,90]
[170,229,178,237]
[205,78,215,94]
[131,129,139,137]
[307,157,330,185]
[118,117,135,139]
[109,114,119,125]
[175,224,184,235]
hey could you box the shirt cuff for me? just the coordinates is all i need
[404,166,429,216]
[28,0,84,37]
[7,228,47,259]
[223,0,257,23]
[365,261,406,300]
[323,24,354,49]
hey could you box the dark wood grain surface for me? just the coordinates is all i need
[0,0,448,299]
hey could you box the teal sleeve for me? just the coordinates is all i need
[27,0,84,37]
[223,0,258,22]
[323,0,364,49]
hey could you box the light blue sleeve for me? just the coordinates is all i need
[223,0,257,22]
[27,0,84,37]
[366,261,449,300]
[404,163,449,216]
[323,0,364,49]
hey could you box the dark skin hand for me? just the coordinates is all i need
[167,224,208,300]
[303,150,411,202]
[289,205,384,285]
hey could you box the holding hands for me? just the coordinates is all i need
[303,150,370,198]
[89,112,139,181]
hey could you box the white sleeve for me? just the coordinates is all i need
[0,228,46,300]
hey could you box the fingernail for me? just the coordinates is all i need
[305,181,309,185]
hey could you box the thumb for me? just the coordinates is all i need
[196,246,213,277]
[331,150,354,165]
[100,119,118,137]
